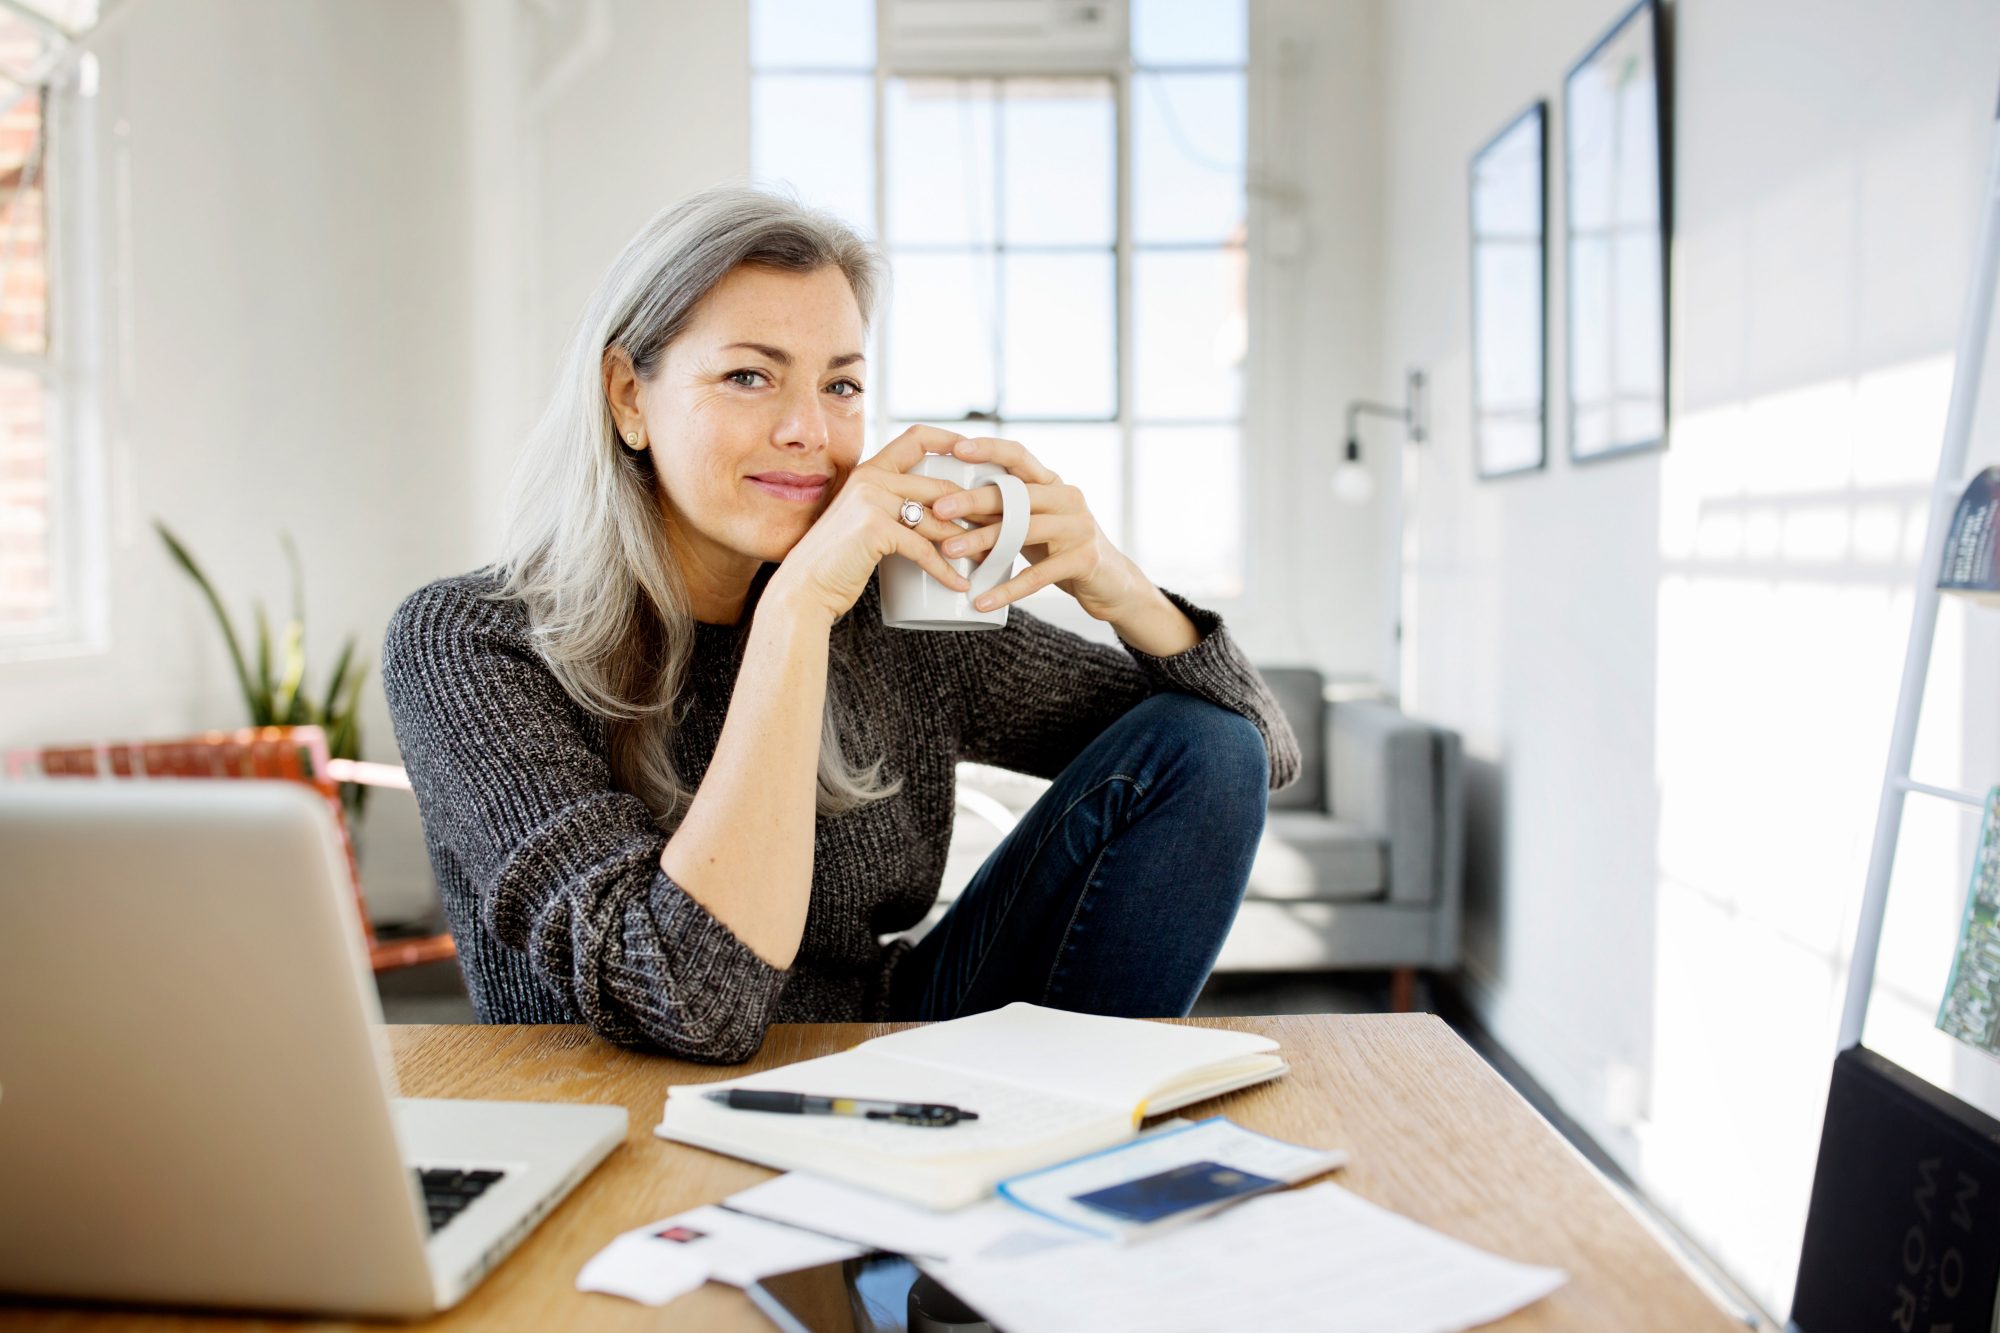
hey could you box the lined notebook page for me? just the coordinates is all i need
[667,1051,1120,1161]
[862,1004,1282,1112]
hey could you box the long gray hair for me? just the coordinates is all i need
[495,183,901,830]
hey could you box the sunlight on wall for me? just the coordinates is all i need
[1646,352,1963,1306]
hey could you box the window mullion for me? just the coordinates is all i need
[871,62,888,447]
[1115,63,1134,553]
[988,78,1003,422]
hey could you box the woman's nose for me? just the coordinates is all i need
[775,385,831,450]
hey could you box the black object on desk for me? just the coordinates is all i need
[703,1089,979,1127]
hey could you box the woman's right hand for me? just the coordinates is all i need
[765,425,976,627]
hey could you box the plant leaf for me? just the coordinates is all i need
[273,619,307,725]
[251,599,274,725]
[157,520,259,723]
[281,531,304,633]
[322,635,356,726]
[280,531,307,713]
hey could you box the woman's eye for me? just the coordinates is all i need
[727,369,766,388]
[828,380,863,398]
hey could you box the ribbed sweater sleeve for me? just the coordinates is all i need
[937,586,1302,790]
[380,578,786,1063]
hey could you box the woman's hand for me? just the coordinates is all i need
[764,426,975,627]
[928,436,1147,623]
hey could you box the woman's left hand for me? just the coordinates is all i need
[928,436,1147,623]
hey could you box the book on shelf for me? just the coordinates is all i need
[1938,785,2000,1056]
[654,1003,1289,1210]
[1791,1045,2000,1333]
[1938,465,2000,605]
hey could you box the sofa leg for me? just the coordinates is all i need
[1390,967,1418,1013]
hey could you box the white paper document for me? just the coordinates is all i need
[924,1182,1568,1333]
[727,1171,1086,1264]
[997,1116,1348,1239]
[575,1232,707,1308]
[575,1204,866,1307]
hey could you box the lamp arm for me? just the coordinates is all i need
[1342,370,1430,450]
[1345,400,1411,438]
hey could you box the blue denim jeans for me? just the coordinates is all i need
[888,693,1270,1021]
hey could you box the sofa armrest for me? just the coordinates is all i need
[1327,700,1463,909]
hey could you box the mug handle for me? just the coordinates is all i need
[967,473,1030,601]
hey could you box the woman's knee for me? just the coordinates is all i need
[1129,693,1269,802]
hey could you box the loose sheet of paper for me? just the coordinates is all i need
[575,1204,866,1306]
[925,1182,1568,1333]
[575,1233,707,1308]
[727,1171,1086,1264]
[997,1116,1348,1238]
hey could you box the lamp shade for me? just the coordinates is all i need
[1331,437,1374,505]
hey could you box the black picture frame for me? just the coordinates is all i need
[1470,100,1549,481]
[1563,0,1672,465]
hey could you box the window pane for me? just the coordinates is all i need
[1002,253,1113,419]
[888,251,995,420]
[1132,425,1243,599]
[998,421,1124,549]
[0,367,52,630]
[0,62,44,358]
[1134,248,1245,420]
[1001,78,1113,247]
[1134,72,1246,245]
[887,78,996,248]
[753,75,875,236]
[751,0,873,70]
[1131,0,1247,67]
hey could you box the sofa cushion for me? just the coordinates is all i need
[1245,812,1386,902]
[1256,667,1326,812]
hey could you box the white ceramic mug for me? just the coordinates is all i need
[880,454,1030,631]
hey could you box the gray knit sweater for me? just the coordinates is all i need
[382,568,1300,1063]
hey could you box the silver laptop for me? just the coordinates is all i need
[0,781,627,1319]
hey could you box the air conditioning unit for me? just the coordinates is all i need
[880,0,1130,74]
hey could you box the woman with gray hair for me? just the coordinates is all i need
[383,183,1300,1063]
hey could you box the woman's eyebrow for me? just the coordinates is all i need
[721,341,866,370]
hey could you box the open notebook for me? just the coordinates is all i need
[654,1004,1288,1210]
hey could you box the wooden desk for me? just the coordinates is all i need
[5,1017,1737,1331]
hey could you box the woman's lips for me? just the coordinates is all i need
[747,474,830,503]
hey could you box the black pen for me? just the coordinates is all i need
[701,1089,978,1127]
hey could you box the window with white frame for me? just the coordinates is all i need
[0,3,99,653]
[750,0,1247,602]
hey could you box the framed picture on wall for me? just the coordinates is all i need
[1563,0,1671,463]
[1469,101,1548,480]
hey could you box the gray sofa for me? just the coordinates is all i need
[1213,669,1464,1005]
[932,667,1464,1009]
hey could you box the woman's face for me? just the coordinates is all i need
[624,263,868,575]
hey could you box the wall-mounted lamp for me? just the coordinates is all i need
[1335,369,1427,505]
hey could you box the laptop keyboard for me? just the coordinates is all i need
[416,1167,507,1234]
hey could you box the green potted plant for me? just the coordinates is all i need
[155,520,371,821]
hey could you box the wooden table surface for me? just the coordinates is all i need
[4,1016,1738,1331]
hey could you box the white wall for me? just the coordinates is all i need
[1241,0,1387,676]
[0,0,472,762]
[1374,0,2000,1314]
[460,0,750,558]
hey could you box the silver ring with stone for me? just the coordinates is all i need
[899,499,926,528]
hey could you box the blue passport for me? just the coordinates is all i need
[1071,1160,1282,1225]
